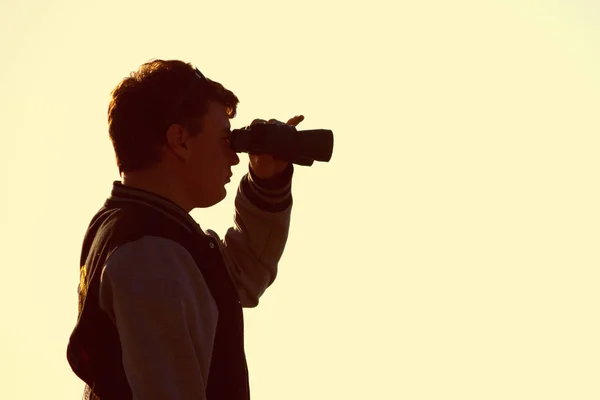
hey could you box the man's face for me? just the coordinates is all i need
[184,100,240,208]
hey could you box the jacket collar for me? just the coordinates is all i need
[107,181,204,234]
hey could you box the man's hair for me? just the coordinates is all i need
[108,59,239,173]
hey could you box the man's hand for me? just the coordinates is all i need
[248,115,304,180]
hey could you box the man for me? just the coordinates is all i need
[66,59,302,399]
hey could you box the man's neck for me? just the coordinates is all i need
[121,169,193,213]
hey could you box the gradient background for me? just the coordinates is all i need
[1,0,599,398]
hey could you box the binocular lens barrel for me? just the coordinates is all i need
[230,124,334,166]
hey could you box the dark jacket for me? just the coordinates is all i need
[66,166,293,399]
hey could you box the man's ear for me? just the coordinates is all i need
[165,124,191,161]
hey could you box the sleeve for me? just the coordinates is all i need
[207,163,294,308]
[98,236,218,400]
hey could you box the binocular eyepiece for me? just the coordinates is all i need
[230,123,334,166]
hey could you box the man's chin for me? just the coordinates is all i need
[215,186,229,203]
[195,188,227,209]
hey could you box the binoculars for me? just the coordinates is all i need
[230,123,334,166]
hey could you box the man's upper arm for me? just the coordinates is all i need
[99,236,218,400]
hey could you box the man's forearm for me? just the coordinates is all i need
[209,165,293,307]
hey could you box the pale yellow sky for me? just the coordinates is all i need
[1,0,599,399]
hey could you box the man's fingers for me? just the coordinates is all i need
[253,115,304,127]
[286,115,304,126]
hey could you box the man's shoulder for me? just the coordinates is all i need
[102,236,198,292]
[105,235,193,264]
[90,203,188,245]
